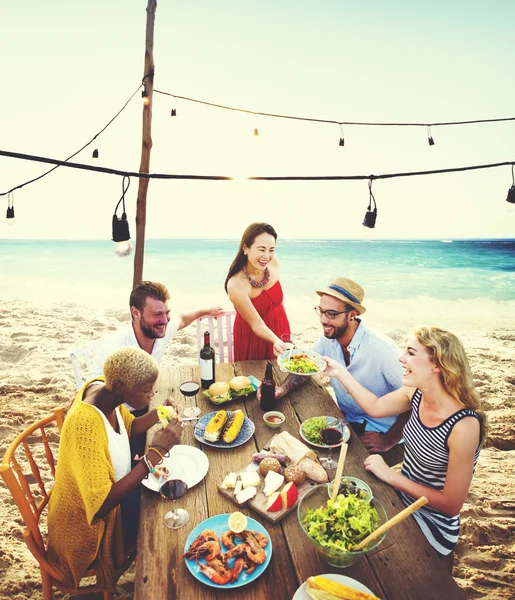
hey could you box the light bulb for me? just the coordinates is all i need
[5,218,15,227]
[113,240,132,257]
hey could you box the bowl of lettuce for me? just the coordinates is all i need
[297,484,387,568]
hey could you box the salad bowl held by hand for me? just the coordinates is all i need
[297,484,388,568]
[277,349,326,376]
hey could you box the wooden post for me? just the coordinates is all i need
[133,0,157,288]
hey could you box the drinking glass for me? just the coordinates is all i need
[319,417,345,471]
[280,333,295,358]
[159,464,189,529]
[179,380,201,424]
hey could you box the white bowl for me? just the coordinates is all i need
[263,411,285,429]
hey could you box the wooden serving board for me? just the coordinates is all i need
[218,462,320,524]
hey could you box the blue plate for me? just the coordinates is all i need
[194,411,255,448]
[184,514,272,588]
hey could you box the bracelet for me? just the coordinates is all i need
[134,454,156,478]
[151,444,171,458]
[148,446,165,464]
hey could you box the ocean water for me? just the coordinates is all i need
[1,238,514,334]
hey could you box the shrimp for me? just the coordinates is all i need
[245,530,269,548]
[241,531,266,564]
[223,543,249,561]
[221,530,242,550]
[197,557,231,585]
[183,530,219,559]
[189,539,221,561]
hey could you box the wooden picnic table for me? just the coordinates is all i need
[134,360,466,600]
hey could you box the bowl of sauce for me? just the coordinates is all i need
[263,411,285,429]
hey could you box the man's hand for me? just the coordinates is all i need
[257,383,287,401]
[360,431,395,453]
[363,454,393,483]
[206,306,225,317]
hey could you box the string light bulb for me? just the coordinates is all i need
[428,126,435,146]
[112,176,132,257]
[339,124,345,147]
[92,149,99,159]
[363,179,377,228]
[6,192,15,225]
[171,108,177,117]
[254,128,259,136]
[142,88,150,106]
[507,165,515,204]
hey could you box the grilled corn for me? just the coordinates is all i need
[222,410,245,443]
[306,576,381,600]
[204,410,228,442]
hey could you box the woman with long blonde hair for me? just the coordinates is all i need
[323,326,486,558]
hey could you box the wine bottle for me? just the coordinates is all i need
[260,361,276,412]
[200,331,215,389]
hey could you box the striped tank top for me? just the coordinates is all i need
[400,388,481,555]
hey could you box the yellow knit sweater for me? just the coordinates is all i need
[47,378,135,588]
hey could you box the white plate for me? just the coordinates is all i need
[141,444,209,492]
[293,573,376,599]
[300,416,351,448]
[277,348,326,376]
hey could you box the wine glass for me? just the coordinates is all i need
[319,417,344,471]
[159,464,189,529]
[179,380,201,424]
[280,333,295,359]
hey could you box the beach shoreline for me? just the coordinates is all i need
[0,298,513,599]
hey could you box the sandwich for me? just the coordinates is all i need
[156,404,178,428]
[205,381,232,404]
[229,376,255,397]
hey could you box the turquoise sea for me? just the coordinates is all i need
[1,238,514,334]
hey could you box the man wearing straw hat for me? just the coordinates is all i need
[273,277,409,466]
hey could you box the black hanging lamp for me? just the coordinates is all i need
[507,165,515,204]
[339,124,345,147]
[363,179,377,228]
[428,125,435,146]
[171,108,177,117]
[112,175,132,257]
[6,192,15,224]
[92,149,99,159]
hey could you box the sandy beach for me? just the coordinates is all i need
[0,299,513,599]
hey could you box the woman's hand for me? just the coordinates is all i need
[273,339,289,357]
[363,454,393,483]
[322,356,347,378]
[152,416,184,452]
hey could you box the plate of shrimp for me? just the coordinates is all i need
[183,513,272,588]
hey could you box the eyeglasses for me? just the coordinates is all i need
[314,306,352,320]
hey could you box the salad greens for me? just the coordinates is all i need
[282,352,321,374]
[302,416,328,443]
[302,494,379,552]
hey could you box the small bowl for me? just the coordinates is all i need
[327,476,373,503]
[263,411,285,429]
[298,484,387,568]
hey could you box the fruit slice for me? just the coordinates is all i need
[266,491,283,512]
[280,481,299,509]
[228,511,248,533]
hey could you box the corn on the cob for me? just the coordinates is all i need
[222,410,245,443]
[306,576,381,600]
[204,410,228,442]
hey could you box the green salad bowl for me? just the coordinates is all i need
[297,484,388,568]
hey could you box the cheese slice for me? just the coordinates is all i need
[263,470,285,496]
[236,485,257,504]
[220,472,238,490]
[233,479,243,496]
[240,471,261,489]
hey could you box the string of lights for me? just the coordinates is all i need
[154,89,515,129]
[0,84,142,198]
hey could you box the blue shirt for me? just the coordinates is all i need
[313,321,403,434]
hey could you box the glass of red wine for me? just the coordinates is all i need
[179,381,201,424]
[159,464,189,529]
[319,418,344,471]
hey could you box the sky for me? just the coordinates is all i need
[1,0,514,240]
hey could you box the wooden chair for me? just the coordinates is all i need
[70,338,103,389]
[196,310,236,363]
[0,410,123,599]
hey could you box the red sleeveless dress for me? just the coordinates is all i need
[233,281,291,361]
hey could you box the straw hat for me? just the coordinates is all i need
[316,277,366,315]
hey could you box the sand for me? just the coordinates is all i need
[0,299,513,599]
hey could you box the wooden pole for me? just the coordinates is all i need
[133,0,157,288]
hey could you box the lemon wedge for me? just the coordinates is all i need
[228,511,248,533]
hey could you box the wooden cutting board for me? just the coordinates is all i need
[218,462,321,524]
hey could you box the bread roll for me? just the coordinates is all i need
[297,457,328,483]
[259,457,282,477]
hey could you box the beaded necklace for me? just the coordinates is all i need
[243,265,270,289]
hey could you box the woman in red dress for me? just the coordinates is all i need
[225,223,291,361]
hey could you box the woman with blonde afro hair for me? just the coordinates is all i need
[47,346,183,588]
[323,326,486,563]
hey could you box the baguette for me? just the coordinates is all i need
[297,457,328,483]
[306,575,381,600]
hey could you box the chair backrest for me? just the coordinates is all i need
[196,311,236,364]
[0,409,65,579]
[70,338,104,389]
